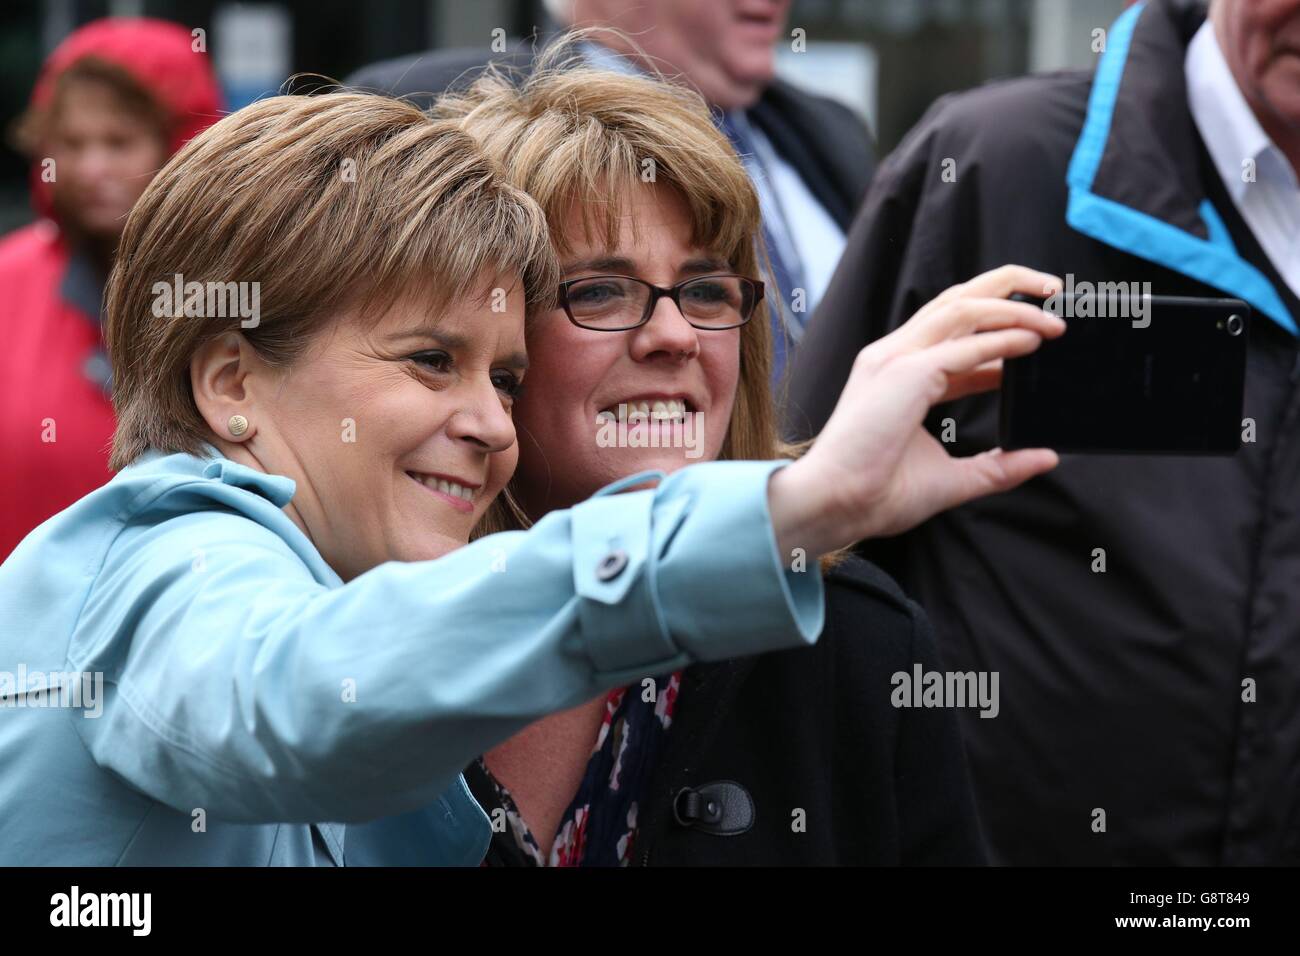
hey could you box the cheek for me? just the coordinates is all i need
[704,336,742,449]
[677,0,722,33]
[369,379,472,459]
[1261,68,1300,119]
[705,334,742,405]
[521,320,618,426]
[277,364,387,458]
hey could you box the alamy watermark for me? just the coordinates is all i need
[596,401,705,459]
[1044,274,1153,328]
[152,273,261,328]
[50,886,150,936]
[891,663,1000,719]
[0,666,103,718]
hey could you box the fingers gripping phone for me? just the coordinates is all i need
[998,292,1249,455]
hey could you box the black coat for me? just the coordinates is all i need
[786,0,1300,864]
[630,555,985,866]
[346,42,874,233]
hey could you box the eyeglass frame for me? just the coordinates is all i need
[555,273,765,331]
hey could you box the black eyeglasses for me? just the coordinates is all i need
[557,274,764,331]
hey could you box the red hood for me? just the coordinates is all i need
[28,17,224,222]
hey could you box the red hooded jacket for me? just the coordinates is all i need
[0,18,222,560]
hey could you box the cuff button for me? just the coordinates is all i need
[596,549,629,581]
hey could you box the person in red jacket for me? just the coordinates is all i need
[0,18,222,560]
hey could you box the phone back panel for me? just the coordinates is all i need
[999,294,1249,454]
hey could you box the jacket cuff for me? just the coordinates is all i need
[572,459,825,676]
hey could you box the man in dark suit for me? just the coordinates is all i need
[347,0,875,390]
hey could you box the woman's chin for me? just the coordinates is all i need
[398,534,468,564]
[567,452,698,502]
[606,446,706,477]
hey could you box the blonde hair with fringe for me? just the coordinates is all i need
[439,37,840,567]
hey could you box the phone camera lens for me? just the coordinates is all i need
[1226,314,1244,336]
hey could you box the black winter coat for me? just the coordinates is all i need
[786,0,1300,864]
[630,555,986,866]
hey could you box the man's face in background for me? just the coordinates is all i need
[572,0,791,109]
[1214,0,1300,136]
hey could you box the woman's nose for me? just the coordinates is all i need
[630,295,700,362]
[446,379,517,454]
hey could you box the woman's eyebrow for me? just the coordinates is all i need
[561,255,732,277]
[385,327,468,348]
[500,351,529,371]
[680,256,731,276]
[385,327,528,369]
[561,255,637,274]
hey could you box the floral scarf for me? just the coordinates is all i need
[466,670,681,866]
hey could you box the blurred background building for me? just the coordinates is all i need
[0,0,1125,233]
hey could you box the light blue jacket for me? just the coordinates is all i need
[0,448,822,865]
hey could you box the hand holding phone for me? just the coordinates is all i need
[773,265,1066,556]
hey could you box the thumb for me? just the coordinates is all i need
[944,447,1059,510]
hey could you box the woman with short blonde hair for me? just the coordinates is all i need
[106,92,557,469]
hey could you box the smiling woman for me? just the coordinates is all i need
[440,47,1065,865]
[100,95,553,580]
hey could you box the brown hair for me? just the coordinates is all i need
[12,56,171,155]
[104,91,558,470]
[438,43,826,537]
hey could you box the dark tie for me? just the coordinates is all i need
[716,111,807,389]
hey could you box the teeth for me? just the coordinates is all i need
[411,473,475,502]
[600,399,690,423]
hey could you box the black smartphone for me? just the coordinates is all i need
[998,292,1249,454]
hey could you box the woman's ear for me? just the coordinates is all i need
[190,332,263,444]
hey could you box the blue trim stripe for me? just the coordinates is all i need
[1066,1,1146,192]
[1063,0,1296,335]
[1067,190,1296,334]
[1196,200,1295,332]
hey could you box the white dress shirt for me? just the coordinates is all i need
[1186,21,1300,301]
[724,111,847,329]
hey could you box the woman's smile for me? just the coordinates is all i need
[406,469,480,515]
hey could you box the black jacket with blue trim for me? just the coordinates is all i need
[786,0,1300,864]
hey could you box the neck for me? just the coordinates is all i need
[87,235,116,272]
[68,233,116,276]
[212,437,312,543]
